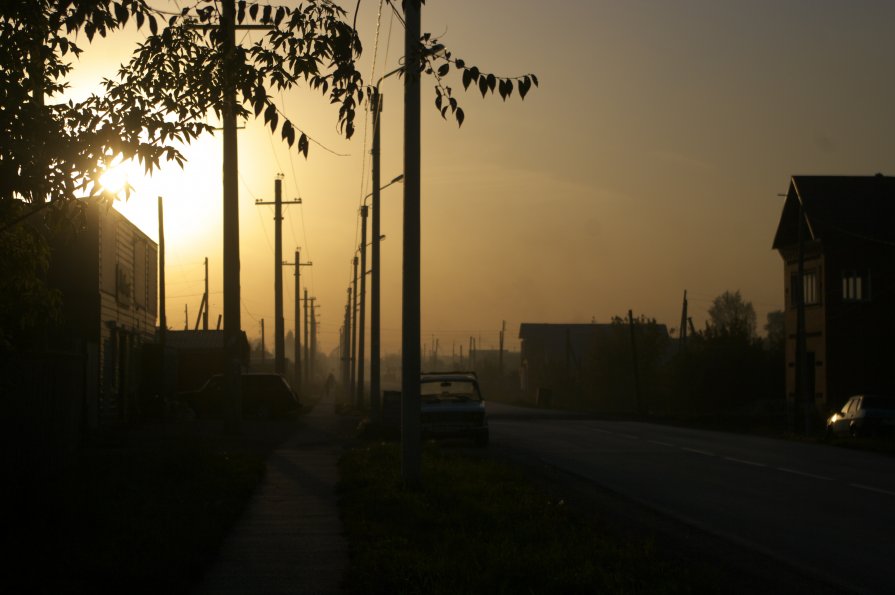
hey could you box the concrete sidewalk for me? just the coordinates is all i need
[194,392,352,595]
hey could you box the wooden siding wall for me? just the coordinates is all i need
[96,207,157,424]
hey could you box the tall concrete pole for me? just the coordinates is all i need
[371,91,383,417]
[357,206,369,408]
[310,298,317,383]
[274,178,284,373]
[203,257,209,330]
[158,196,166,345]
[350,255,359,406]
[303,288,309,386]
[221,0,242,429]
[283,249,311,394]
[402,0,422,485]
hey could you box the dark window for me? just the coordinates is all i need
[842,270,871,302]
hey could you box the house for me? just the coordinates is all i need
[50,201,157,429]
[165,329,250,392]
[518,322,669,409]
[772,175,895,414]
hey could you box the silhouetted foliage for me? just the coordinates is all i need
[1,0,536,345]
[707,290,756,339]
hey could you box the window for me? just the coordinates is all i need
[842,270,870,302]
[790,270,820,306]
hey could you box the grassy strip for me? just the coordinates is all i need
[13,422,290,595]
[339,442,718,594]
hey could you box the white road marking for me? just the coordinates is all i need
[681,447,715,457]
[724,457,767,467]
[648,440,675,447]
[776,467,833,481]
[850,483,895,497]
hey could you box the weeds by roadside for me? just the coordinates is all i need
[338,441,719,594]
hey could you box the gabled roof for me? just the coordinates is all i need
[772,175,895,250]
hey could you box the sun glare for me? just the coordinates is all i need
[98,157,138,196]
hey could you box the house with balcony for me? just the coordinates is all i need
[772,175,895,413]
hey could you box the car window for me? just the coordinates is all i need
[845,398,858,415]
[862,396,895,411]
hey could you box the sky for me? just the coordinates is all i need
[65,0,895,355]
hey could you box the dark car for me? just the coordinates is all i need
[179,373,300,419]
[826,394,895,437]
[420,372,489,446]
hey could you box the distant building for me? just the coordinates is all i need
[772,175,895,413]
[518,322,669,408]
[51,201,157,429]
[166,329,250,391]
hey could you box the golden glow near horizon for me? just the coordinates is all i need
[64,1,895,354]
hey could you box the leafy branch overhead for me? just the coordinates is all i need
[419,33,538,127]
[2,0,535,207]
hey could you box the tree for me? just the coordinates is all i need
[707,290,756,339]
[764,310,785,351]
[1,0,536,346]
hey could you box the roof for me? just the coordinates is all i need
[772,175,895,250]
[165,329,249,352]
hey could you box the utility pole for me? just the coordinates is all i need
[256,175,301,375]
[679,290,688,350]
[195,1,270,432]
[310,298,318,383]
[350,255,359,406]
[498,320,506,380]
[370,90,383,418]
[343,289,352,396]
[283,249,312,396]
[357,205,369,409]
[184,304,188,330]
[402,0,422,486]
[260,319,265,362]
[628,310,643,416]
[203,257,209,330]
[158,197,166,345]
[303,288,309,387]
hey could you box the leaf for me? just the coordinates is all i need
[148,15,158,36]
[531,74,539,87]
[262,4,271,23]
[462,69,472,90]
[519,76,531,100]
[487,73,496,93]
[298,133,309,157]
[249,3,259,20]
[478,76,488,98]
[275,6,285,25]
[237,1,246,23]
[437,63,449,77]
[456,107,464,127]
[455,58,465,69]
[281,120,295,145]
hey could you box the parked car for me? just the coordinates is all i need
[420,372,489,446]
[826,394,895,437]
[178,372,300,420]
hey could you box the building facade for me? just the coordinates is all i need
[52,201,157,428]
[772,175,895,414]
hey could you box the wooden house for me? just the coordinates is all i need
[772,175,895,414]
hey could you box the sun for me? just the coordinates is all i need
[98,156,140,197]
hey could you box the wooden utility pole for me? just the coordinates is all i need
[628,310,643,416]
[260,319,266,362]
[679,290,688,349]
[203,257,209,330]
[303,288,310,386]
[255,176,301,375]
[310,298,318,384]
[370,90,383,417]
[283,248,312,395]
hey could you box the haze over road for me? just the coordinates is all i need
[489,403,895,595]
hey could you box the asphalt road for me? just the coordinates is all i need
[488,403,895,595]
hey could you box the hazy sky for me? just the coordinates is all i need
[68,0,895,354]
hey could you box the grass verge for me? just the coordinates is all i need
[11,420,294,595]
[338,441,721,594]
